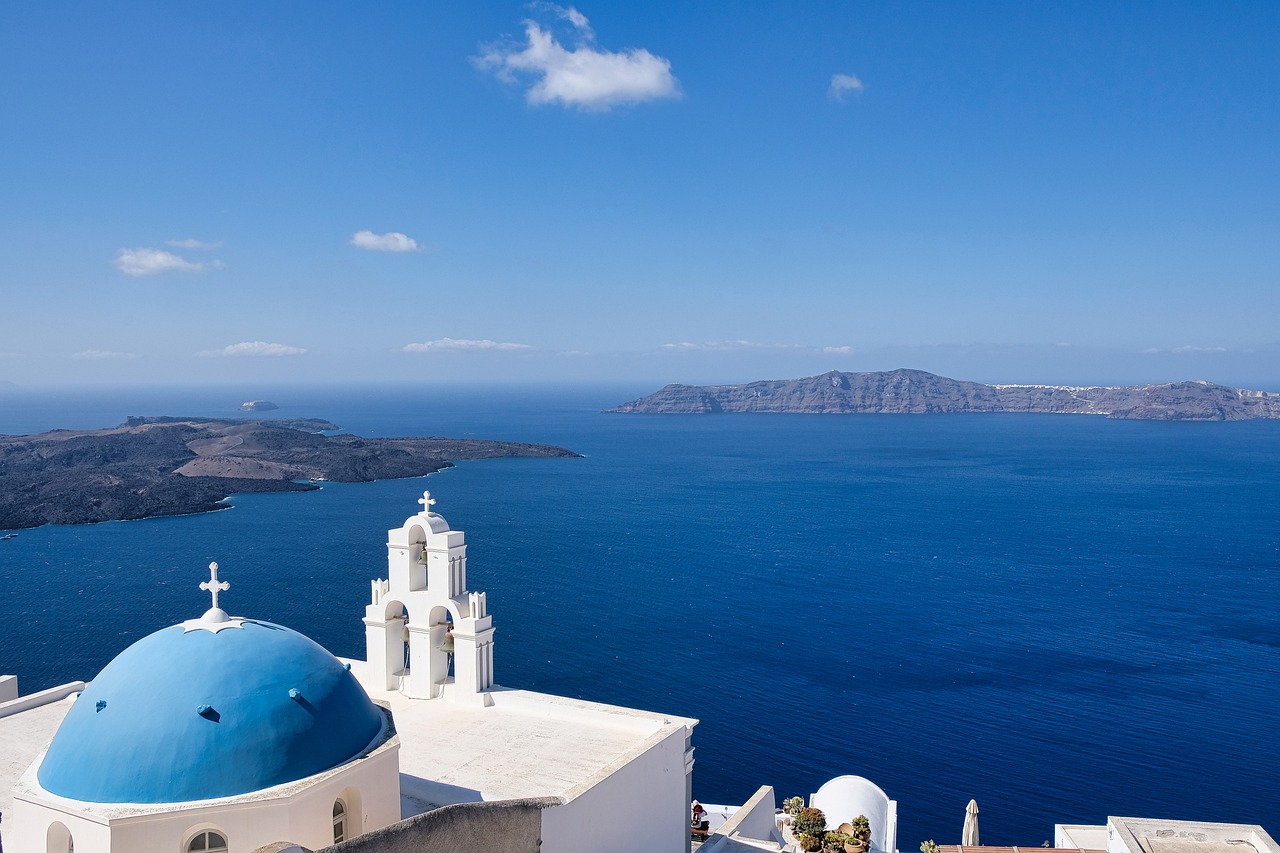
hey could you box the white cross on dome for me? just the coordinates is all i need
[181,561,244,633]
[200,561,229,610]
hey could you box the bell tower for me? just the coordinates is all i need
[363,491,496,705]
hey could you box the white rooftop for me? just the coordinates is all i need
[0,690,76,845]
[1110,817,1280,853]
[346,659,696,818]
[0,669,698,842]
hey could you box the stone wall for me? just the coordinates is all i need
[321,798,559,853]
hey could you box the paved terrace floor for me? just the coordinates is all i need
[347,661,694,819]
[0,693,76,848]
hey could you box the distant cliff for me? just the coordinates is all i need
[608,369,1280,420]
[0,417,579,531]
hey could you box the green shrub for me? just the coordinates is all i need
[800,833,824,853]
[921,841,941,853]
[794,807,828,838]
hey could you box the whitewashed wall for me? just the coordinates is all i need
[541,725,693,853]
[13,739,399,853]
[810,775,898,853]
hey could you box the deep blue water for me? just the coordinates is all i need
[2,384,1279,846]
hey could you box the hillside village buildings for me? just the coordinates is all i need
[1,494,1276,853]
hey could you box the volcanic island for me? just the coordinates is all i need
[610,369,1280,420]
[0,416,579,531]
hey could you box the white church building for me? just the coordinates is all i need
[0,493,698,853]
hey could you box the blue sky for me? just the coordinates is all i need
[2,2,1278,388]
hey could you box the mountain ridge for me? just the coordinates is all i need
[607,369,1280,420]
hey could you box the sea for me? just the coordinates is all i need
[1,383,1278,846]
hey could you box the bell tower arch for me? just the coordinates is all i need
[364,491,495,704]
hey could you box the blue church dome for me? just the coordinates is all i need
[38,619,386,804]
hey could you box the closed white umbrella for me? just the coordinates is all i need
[962,799,980,846]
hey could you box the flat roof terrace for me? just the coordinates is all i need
[1111,817,1280,853]
[347,661,696,819]
[0,688,79,848]
[0,668,697,837]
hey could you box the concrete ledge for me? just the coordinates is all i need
[322,797,560,853]
[702,786,784,853]
[0,682,85,719]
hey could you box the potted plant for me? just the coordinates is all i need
[824,831,859,853]
[835,827,865,853]
[850,815,872,847]
[784,796,805,815]
[794,807,827,840]
[799,833,824,853]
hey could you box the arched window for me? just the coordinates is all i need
[398,607,411,672]
[46,821,73,853]
[333,798,348,843]
[186,830,228,853]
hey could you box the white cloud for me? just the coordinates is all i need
[662,340,796,352]
[561,6,591,32]
[476,5,680,110]
[199,341,307,357]
[663,340,858,355]
[1146,345,1229,354]
[114,247,211,277]
[403,338,533,353]
[829,73,865,101]
[166,238,222,250]
[72,349,140,360]
[350,230,423,253]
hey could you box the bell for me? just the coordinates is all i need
[438,630,455,654]
[417,548,428,565]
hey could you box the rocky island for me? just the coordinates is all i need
[609,369,1280,420]
[239,400,279,411]
[0,416,579,531]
